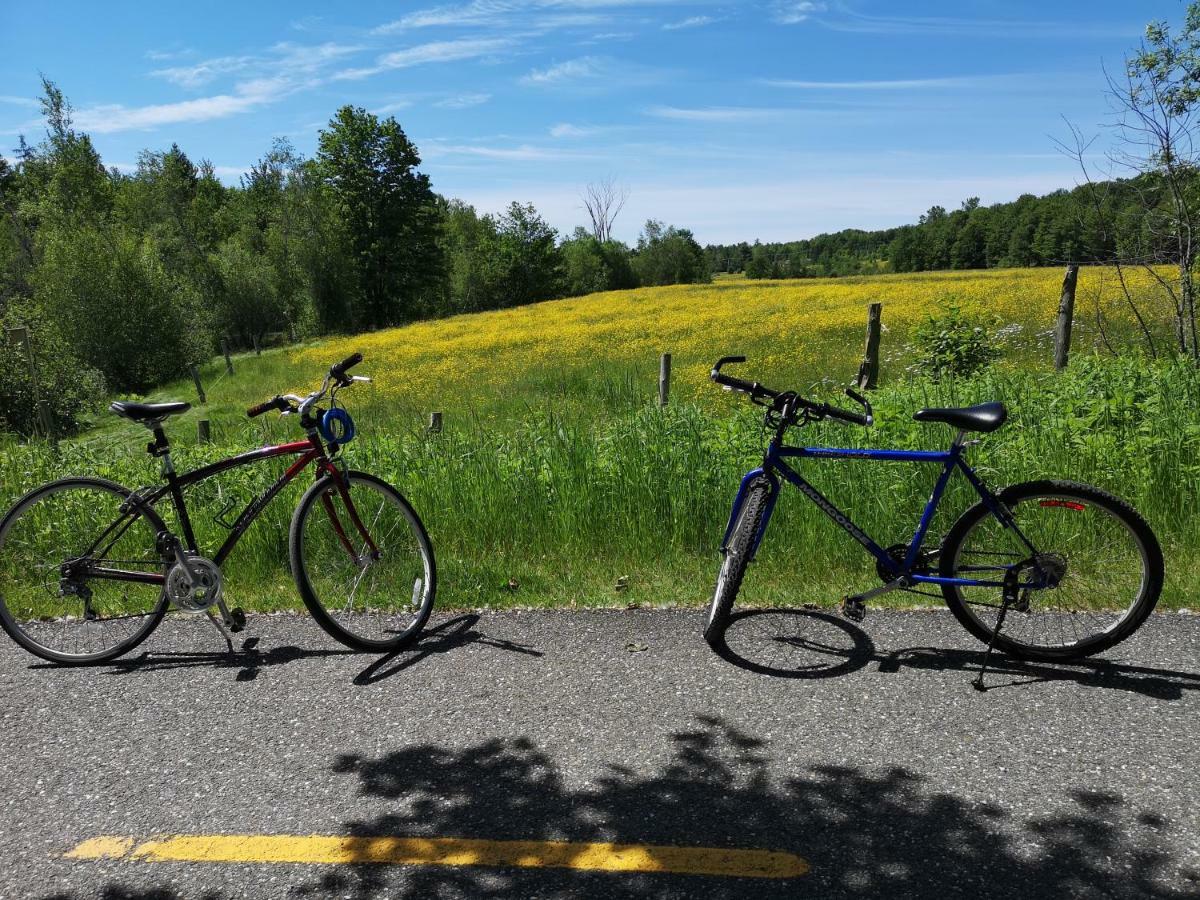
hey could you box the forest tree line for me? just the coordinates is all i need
[0,84,710,435]
[705,176,1188,280]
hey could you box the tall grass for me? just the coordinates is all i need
[3,354,1196,610]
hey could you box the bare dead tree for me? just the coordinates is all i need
[582,177,628,242]
[1104,14,1200,361]
[1054,118,1158,357]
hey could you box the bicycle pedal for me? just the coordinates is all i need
[227,607,247,633]
[841,596,867,622]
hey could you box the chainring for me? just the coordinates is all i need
[165,555,223,612]
[876,542,935,584]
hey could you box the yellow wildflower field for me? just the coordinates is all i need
[296,266,1169,416]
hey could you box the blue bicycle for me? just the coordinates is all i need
[705,357,1163,686]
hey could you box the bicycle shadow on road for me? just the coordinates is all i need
[714,609,1200,699]
[30,636,357,682]
[354,614,544,686]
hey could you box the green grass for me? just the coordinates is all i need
[2,354,1197,613]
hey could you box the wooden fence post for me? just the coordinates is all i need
[659,353,672,407]
[190,365,206,404]
[7,326,54,440]
[221,338,234,375]
[428,411,443,433]
[855,302,882,390]
[197,420,211,443]
[1054,265,1079,371]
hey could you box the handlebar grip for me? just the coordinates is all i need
[824,404,869,427]
[247,397,282,418]
[713,373,759,394]
[330,352,363,380]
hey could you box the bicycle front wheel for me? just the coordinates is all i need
[939,480,1162,660]
[290,470,436,652]
[0,478,169,664]
[705,480,771,647]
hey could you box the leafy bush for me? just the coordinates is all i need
[912,300,999,379]
[0,300,105,436]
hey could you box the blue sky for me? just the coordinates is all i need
[0,1,1164,244]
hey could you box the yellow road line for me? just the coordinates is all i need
[66,833,808,880]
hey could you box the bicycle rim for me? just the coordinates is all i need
[946,489,1153,655]
[0,479,166,663]
[293,473,435,650]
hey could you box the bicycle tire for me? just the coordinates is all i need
[290,470,436,652]
[704,481,771,647]
[939,479,1163,661]
[0,477,170,664]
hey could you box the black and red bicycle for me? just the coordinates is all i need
[0,353,436,664]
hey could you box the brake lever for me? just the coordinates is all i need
[845,387,874,426]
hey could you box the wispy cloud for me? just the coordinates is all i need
[663,15,714,30]
[771,2,826,25]
[435,92,493,109]
[521,56,607,85]
[152,56,256,89]
[762,76,995,90]
[73,77,292,134]
[810,3,1140,39]
[422,139,598,161]
[374,1,677,34]
[645,105,784,122]
[372,99,415,115]
[550,122,599,137]
[334,37,512,80]
[0,95,39,108]
[154,42,361,89]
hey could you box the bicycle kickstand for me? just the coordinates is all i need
[204,609,234,654]
[973,571,1018,692]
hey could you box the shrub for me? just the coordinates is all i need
[912,300,999,379]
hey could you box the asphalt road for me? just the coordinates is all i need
[1,607,1198,899]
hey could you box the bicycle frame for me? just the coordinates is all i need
[723,433,1041,590]
[85,434,376,588]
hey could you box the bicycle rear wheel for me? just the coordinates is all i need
[290,470,436,652]
[939,480,1162,660]
[0,478,169,664]
[705,480,771,647]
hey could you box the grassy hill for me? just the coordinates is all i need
[3,266,1196,613]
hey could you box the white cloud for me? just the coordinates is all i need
[435,92,493,109]
[0,95,38,108]
[422,140,598,161]
[663,15,714,30]
[521,56,606,85]
[73,78,290,134]
[153,56,256,89]
[771,2,825,25]
[154,42,361,89]
[760,75,1023,90]
[375,1,679,33]
[335,38,512,80]
[645,105,783,122]
[550,122,595,137]
[373,99,415,115]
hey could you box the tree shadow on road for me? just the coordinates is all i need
[715,609,1200,699]
[292,716,1196,899]
[41,716,1199,899]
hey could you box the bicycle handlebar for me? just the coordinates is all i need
[330,352,363,383]
[248,352,367,419]
[247,396,290,418]
[710,357,872,427]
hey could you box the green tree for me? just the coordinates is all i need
[313,106,443,329]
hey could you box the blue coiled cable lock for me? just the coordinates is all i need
[320,407,356,445]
